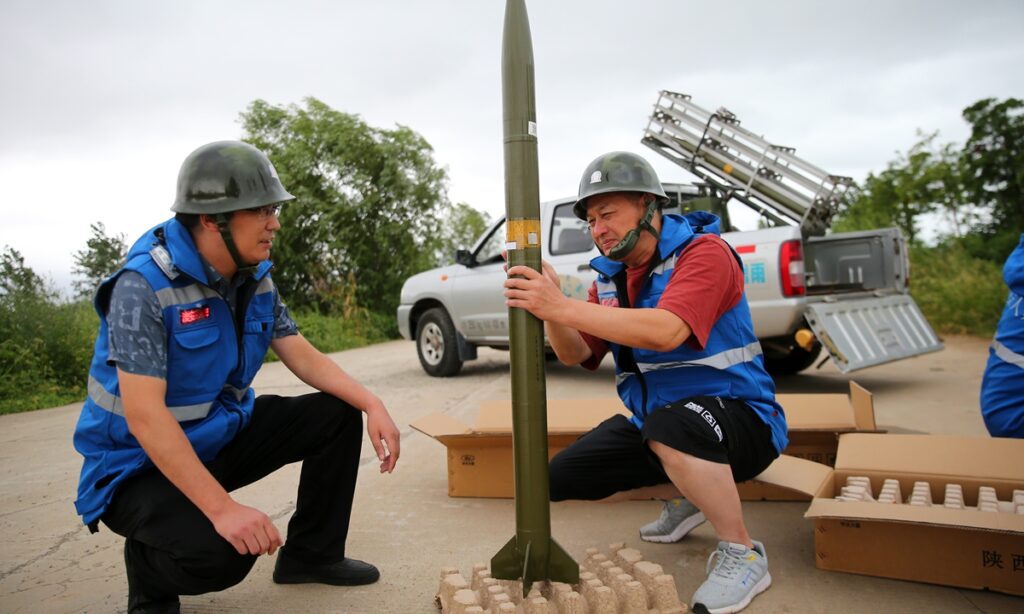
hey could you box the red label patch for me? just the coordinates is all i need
[180,306,211,325]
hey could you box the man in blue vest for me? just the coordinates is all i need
[72,141,401,613]
[980,233,1024,438]
[504,152,786,614]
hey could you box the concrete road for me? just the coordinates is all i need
[1,335,1020,613]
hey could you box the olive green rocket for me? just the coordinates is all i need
[490,0,578,593]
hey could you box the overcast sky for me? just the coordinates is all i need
[2,0,1022,292]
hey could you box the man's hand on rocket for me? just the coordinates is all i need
[504,264,568,321]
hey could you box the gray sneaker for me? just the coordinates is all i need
[639,498,706,543]
[691,540,771,614]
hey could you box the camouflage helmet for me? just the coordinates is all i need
[171,141,294,214]
[572,151,669,220]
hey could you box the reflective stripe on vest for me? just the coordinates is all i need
[154,284,220,310]
[87,375,248,421]
[597,253,679,297]
[639,341,763,372]
[993,340,1024,369]
[153,276,273,311]
[596,278,616,296]
[616,341,763,383]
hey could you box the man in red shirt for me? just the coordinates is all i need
[504,151,786,614]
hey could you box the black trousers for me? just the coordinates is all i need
[101,392,364,598]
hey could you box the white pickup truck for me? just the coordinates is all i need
[397,91,943,377]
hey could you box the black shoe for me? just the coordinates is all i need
[127,594,180,614]
[125,542,180,614]
[273,551,380,586]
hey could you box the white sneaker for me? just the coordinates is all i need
[638,498,706,543]
[691,540,772,614]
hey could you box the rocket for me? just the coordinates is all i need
[490,0,579,594]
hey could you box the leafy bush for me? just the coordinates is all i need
[909,244,1006,337]
[0,295,97,415]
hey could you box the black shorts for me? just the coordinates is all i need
[642,396,778,482]
[549,395,779,502]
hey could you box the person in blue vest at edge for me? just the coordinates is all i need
[503,151,786,614]
[72,141,401,614]
[980,233,1024,438]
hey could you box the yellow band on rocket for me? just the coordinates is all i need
[506,219,541,250]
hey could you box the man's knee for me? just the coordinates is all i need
[303,393,363,445]
[180,541,257,594]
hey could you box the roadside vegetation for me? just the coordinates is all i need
[832,97,1022,336]
[1,97,1019,414]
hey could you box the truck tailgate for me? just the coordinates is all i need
[805,294,943,373]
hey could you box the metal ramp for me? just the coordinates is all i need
[803,294,944,373]
[642,90,854,236]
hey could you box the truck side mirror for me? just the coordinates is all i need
[455,249,476,267]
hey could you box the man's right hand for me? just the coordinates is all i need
[502,251,563,289]
[211,500,283,556]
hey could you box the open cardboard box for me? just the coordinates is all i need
[409,399,625,498]
[756,433,1024,596]
[410,382,879,500]
[738,381,880,501]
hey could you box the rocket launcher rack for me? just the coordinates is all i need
[642,90,854,236]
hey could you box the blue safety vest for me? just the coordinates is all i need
[980,233,1024,438]
[590,211,788,454]
[73,218,276,527]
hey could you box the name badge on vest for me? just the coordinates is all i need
[179,305,211,325]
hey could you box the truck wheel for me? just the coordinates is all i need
[763,342,822,376]
[416,308,463,377]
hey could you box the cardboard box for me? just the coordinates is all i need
[410,399,626,498]
[756,433,1024,596]
[738,381,880,501]
[410,382,878,500]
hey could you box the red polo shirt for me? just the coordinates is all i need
[580,234,744,369]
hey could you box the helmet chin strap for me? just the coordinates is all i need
[213,213,259,277]
[604,198,661,261]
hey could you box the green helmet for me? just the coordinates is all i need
[171,140,294,214]
[572,151,669,221]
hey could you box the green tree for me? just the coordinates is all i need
[0,246,50,300]
[960,97,1024,262]
[834,132,955,244]
[239,97,452,316]
[72,222,127,299]
[434,202,491,265]
[927,141,975,240]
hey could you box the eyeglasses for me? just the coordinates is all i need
[246,203,283,219]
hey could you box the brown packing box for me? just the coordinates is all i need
[409,382,879,500]
[738,381,880,501]
[755,433,1024,596]
[409,399,627,498]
